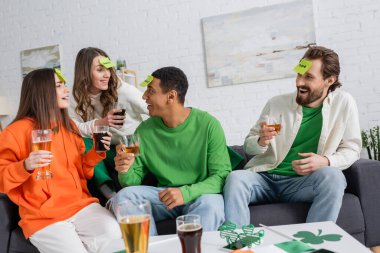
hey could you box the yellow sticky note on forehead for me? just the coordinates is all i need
[140,75,154,87]
[99,57,115,68]
[293,59,312,75]
[54,68,67,83]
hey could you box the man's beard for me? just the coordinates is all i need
[296,87,324,106]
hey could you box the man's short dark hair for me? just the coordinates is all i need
[303,46,342,92]
[152,66,188,104]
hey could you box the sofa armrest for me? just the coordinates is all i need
[0,193,18,253]
[343,158,380,247]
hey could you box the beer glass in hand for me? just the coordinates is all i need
[267,114,283,134]
[119,134,140,156]
[93,125,109,152]
[176,214,202,253]
[114,200,151,253]
[113,102,126,126]
[31,129,53,180]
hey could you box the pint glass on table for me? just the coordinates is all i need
[31,129,53,180]
[114,200,151,253]
[176,214,202,253]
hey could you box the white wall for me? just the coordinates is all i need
[0,0,379,145]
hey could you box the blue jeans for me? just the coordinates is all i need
[110,186,225,235]
[224,167,347,226]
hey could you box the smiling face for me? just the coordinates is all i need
[89,55,111,94]
[295,58,336,108]
[55,74,69,109]
[142,78,170,117]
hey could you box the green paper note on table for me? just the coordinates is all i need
[99,57,116,68]
[54,68,67,83]
[275,240,315,253]
[140,75,154,87]
[293,59,312,75]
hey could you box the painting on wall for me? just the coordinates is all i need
[201,0,316,88]
[20,45,61,77]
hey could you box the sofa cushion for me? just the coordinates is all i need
[249,193,365,244]
[8,227,38,253]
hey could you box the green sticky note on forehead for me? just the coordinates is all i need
[293,59,312,75]
[99,57,116,68]
[54,68,67,83]
[140,75,154,87]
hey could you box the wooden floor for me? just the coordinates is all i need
[371,246,380,253]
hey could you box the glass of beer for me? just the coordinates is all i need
[176,214,202,253]
[93,125,109,152]
[114,199,151,253]
[119,134,140,156]
[267,114,282,134]
[31,129,53,180]
[113,102,126,126]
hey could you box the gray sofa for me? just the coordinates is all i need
[1,145,380,252]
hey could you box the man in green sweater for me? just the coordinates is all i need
[111,66,231,235]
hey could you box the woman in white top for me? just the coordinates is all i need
[69,47,148,202]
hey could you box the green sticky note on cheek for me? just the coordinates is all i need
[140,75,154,87]
[99,57,116,68]
[54,68,67,83]
[293,59,312,75]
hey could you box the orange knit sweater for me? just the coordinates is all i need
[0,118,106,238]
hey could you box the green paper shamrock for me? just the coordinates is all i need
[219,224,239,245]
[293,229,342,244]
[240,234,261,248]
[242,224,255,236]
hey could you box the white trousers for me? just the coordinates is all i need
[29,203,121,253]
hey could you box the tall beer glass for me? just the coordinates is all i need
[176,214,202,253]
[31,129,53,180]
[93,125,109,152]
[114,199,151,253]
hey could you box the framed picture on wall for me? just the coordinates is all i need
[202,0,316,87]
[20,44,61,77]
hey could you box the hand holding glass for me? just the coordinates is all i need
[93,125,109,152]
[113,102,126,126]
[31,129,53,180]
[114,200,151,253]
[119,134,140,156]
[177,214,202,253]
[267,114,282,133]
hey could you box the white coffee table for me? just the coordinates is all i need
[103,221,370,253]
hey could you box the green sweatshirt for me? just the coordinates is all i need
[118,108,231,203]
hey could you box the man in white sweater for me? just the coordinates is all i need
[224,46,362,226]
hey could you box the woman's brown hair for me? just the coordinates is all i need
[12,68,77,133]
[72,47,118,121]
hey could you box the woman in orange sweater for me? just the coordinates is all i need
[0,68,121,253]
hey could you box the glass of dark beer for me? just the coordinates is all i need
[176,214,202,253]
[93,125,109,152]
[113,102,126,126]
